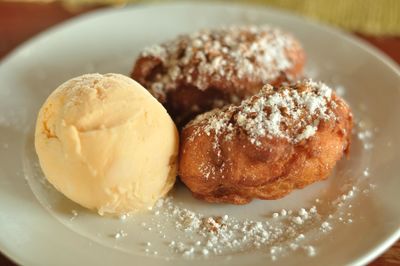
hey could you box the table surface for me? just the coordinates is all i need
[0,2,399,265]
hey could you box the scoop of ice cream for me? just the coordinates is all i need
[35,73,178,215]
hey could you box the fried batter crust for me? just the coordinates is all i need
[179,82,352,204]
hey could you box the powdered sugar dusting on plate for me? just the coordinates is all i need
[130,183,369,261]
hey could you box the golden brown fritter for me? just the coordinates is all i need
[132,25,305,126]
[179,79,352,204]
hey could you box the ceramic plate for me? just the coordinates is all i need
[0,2,399,266]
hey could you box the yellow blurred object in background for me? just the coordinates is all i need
[42,0,400,36]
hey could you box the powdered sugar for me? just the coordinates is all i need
[188,79,338,146]
[129,181,364,261]
[356,122,374,150]
[112,229,127,239]
[139,25,301,100]
[151,196,321,258]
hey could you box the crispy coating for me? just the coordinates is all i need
[132,25,305,126]
[179,80,352,204]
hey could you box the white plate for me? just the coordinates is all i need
[0,2,399,266]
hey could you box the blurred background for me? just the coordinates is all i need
[0,0,399,63]
[0,0,399,265]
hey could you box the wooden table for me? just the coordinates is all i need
[0,2,399,265]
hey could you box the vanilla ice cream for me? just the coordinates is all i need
[35,73,179,215]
